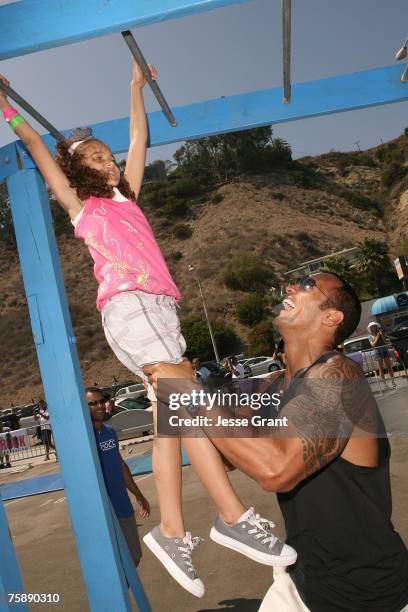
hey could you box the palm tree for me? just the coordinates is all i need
[355,238,390,297]
[321,256,353,281]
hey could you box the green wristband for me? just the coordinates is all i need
[9,114,25,131]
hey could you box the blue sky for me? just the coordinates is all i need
[0,0,407,163]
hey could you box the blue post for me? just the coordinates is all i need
[111,509,152,612]
[0,493,28,612]
[6,168,150,611]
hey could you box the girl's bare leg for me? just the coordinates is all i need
[384,357,395,379]
[150,400,185,538]
[182,436,247,524]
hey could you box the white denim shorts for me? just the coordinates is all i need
[102,291,186,399]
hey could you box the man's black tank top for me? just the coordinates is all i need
[276,351,408,612]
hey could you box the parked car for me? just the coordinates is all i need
[200,361,232,390]
[114,397,152,412]
[343,335,397,374]
[107,403,153,441]
[100,379,138,398]
[14,403,37,419]
[115,383,146,401]
[388,321,408,369]
[241,356,282,377]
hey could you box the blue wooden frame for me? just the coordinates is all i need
[1,65,407,181]
[5,170,150,611]
[0,494,28,612]
[1,1,408,610]
[0,0,251,60]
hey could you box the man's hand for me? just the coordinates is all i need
[136,495,150,518]
[148,358,194,394]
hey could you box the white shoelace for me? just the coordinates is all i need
[178,534,204,574]
[246,514,278,547]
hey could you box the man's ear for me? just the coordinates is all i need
[322,308,344,329]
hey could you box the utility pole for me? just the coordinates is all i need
[188,265,220,363]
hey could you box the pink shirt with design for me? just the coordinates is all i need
[72,189,181,311]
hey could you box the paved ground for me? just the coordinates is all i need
[1,377,407,611]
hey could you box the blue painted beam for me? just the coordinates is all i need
[9,64,408,171]
[6,169,136,611]
[0,0,251,60]
[0,143,19,183]
[0,493,28,612]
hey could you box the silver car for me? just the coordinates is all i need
[241,356,282,376]
[115,383,146,401]
[108,398,153,441]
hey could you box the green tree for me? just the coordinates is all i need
[181,316,241,361]
[224,252,273,293]
[321,256,354,282]
[0,182,16,250]
[247,320,276,356]
[173,126,292,185]
[236,293,266,326]
[355,238,395,297]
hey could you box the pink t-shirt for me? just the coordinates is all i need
[73,189,181,311]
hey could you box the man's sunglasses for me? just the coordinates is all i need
[297,275,337,308]
[87,399,106,407]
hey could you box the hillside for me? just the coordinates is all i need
[1,135,408,407]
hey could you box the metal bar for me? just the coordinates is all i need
[0,0,251,61]
[0,81,63,141]
[282,0,291,103]
[0,493,28,612]
[121,30,177,126]
[6,168,133,611]
[9,64,408,169]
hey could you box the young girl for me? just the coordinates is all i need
[0,65,296,598]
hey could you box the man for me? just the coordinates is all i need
[149,273,408,612]
[192,358,211,384]
[86,387,150,567]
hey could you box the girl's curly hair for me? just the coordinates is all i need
[55,128,136,202]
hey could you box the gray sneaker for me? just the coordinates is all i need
[210,507,297,567]
[143,526,204,598]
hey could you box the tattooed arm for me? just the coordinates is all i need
[198,355,368,492]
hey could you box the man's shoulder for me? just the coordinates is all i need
[98,424,118,441]
[306,352,364,381]
[101,423,116,435]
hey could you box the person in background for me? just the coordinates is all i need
[34,399,56,461]
[367,322,397,389]
[272,339,286,369]
[0,420,11,469]
[225,356,245,379]
[192,358,211,384]
[86,386,150,567]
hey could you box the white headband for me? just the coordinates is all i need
[68,138,90,155]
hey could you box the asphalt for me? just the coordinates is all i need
[1,376,407,612]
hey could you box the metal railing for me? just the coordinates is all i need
[0,426,55,463]
[350,343,408,395]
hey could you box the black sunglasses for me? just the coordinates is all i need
[298,275,337,308]
[87,399,106,408]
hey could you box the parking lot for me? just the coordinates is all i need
[1,382,408,612]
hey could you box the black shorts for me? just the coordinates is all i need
[118,515,142,566]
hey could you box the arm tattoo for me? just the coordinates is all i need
[281,355,374,478]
